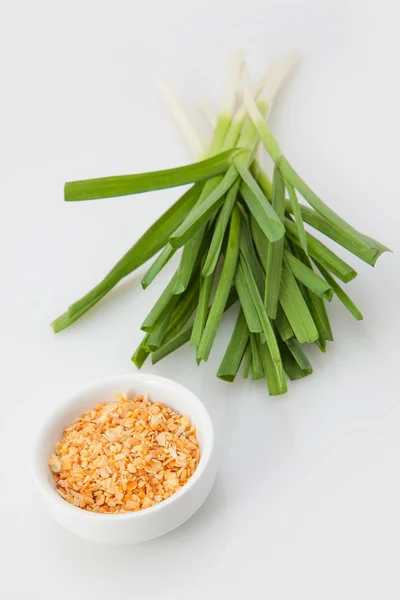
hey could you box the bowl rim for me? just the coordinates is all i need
[32,373,214,521]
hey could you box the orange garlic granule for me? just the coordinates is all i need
[48,394,200,513]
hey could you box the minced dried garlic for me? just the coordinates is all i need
[49,394,200,513]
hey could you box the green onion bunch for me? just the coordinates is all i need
[53,52,389,395]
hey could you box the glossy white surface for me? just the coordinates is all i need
[1,0,400,597]
[33,374,216,544]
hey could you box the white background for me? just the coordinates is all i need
[1,0,399,598]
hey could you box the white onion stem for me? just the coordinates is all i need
[197,99,218,129]
[157,78,209,159]
[220,50,245,117]
[257,50,301,110]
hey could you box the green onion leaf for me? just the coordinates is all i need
[152,289,238,364]
[285,218,357,283]
[279,156,389,263]
[243,343,252,379]
[250,214,269,271]
[236,162,285,243]
[190,271,216,347]
[315,337,327,353]
[141,274,178,332]
[211,115,234,154]
[141,244,176,289]
[151,325,193,365]
[60,182,203,324]
[164,288,198,343]
[234,263,263,333]
[173,228,206,294]
[305,290,334,341]
[242,87,281,161]
[285,338,313,372]
[250,161,273,201]
[284,201,390,266]
[289,242,334,342]
[279,257,319,344]
[65,149,244,201]
[257,335,287,395]
[148,279,200,360]
[314,261,363,320]
[52,292,109,333]
[217,309,249,382]
[235,116,259,155]
[169,165,240,249]
[250,333,264,380]
[284,250,333,300]
[131,334,151,369]
[151,257,199,347]
[202,179,240,277]
[285,180,308,253]
[274,303,294,341]
[279,341,312,381]
[239,256,285,388]
[197,206,241,362]
[239,210,265,295]
[265,161,285,318]
[146,299,179,351]
[173,175,226,293]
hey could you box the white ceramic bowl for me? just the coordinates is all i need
[32,373,216,545]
